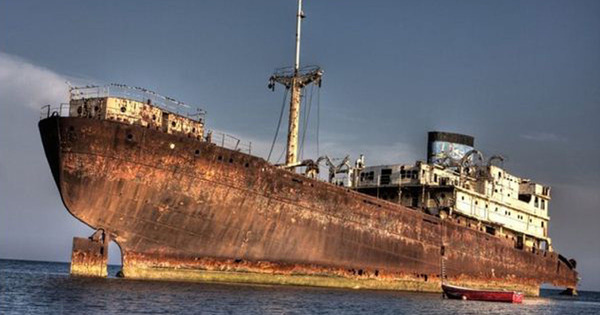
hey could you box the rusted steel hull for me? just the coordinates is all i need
[70,236,108,277]
[38,117,578,295]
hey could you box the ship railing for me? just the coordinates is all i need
[208,131,252,155]
[40,103,70,120]
[69,84,206,123]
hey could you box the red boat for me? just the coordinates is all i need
[442,284,524,303]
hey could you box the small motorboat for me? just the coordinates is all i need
[442,284,523,303]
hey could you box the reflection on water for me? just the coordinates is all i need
[1,259,598,314]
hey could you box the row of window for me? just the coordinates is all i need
[399,169,419,179]
[460,194,546,227]
[359,169,420,182]
[360,171,375,181]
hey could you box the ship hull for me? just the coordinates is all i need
[39,117,578,295]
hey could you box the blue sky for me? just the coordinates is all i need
[1,0,599,290]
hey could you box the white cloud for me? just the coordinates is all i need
[0,52,93,264]
[520,132,567,142]
[0,52,69,110]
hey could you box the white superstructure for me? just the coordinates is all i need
[352,132,554,252]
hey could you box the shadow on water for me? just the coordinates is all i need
[1,259,599,314]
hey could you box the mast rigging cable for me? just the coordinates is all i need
[267,88,289,162]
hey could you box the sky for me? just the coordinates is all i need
[0,0,599,291]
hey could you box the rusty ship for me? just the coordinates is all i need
[38,0,578,296]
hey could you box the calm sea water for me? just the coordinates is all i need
[1,259,598,314]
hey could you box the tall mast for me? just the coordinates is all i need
[294,0,302,73]
[286,0,303,166]
[269,0,323,167]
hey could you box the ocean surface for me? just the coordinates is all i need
[1,259,598,314]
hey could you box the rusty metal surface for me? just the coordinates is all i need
[70,234,108,277]
[38,116,578,295]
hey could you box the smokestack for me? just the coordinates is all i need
[427,131,475,164]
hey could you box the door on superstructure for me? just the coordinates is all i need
[412,195,419,208]
[162,112,169,133]
[516,235,524,249]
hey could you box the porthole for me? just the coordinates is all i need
[217,156,223,161]
[195,149,201,156]
[152,114,156,121]
[229,158,234,163]
[126,134,133,141]
[94,106,99,112]
[244,162,250,168]
[120,106,126,113]
[171,121,176,127]
[169,143,175,149]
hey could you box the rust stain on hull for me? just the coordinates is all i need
[39,117,578,296]
[70,231,109,277]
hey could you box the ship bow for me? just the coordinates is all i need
[38,116,62,188]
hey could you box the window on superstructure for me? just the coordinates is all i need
[541,199,545,210]
[380,169,392,185]
[534,197,539,208]
[541,221,544,228]
[434,174,438,183]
